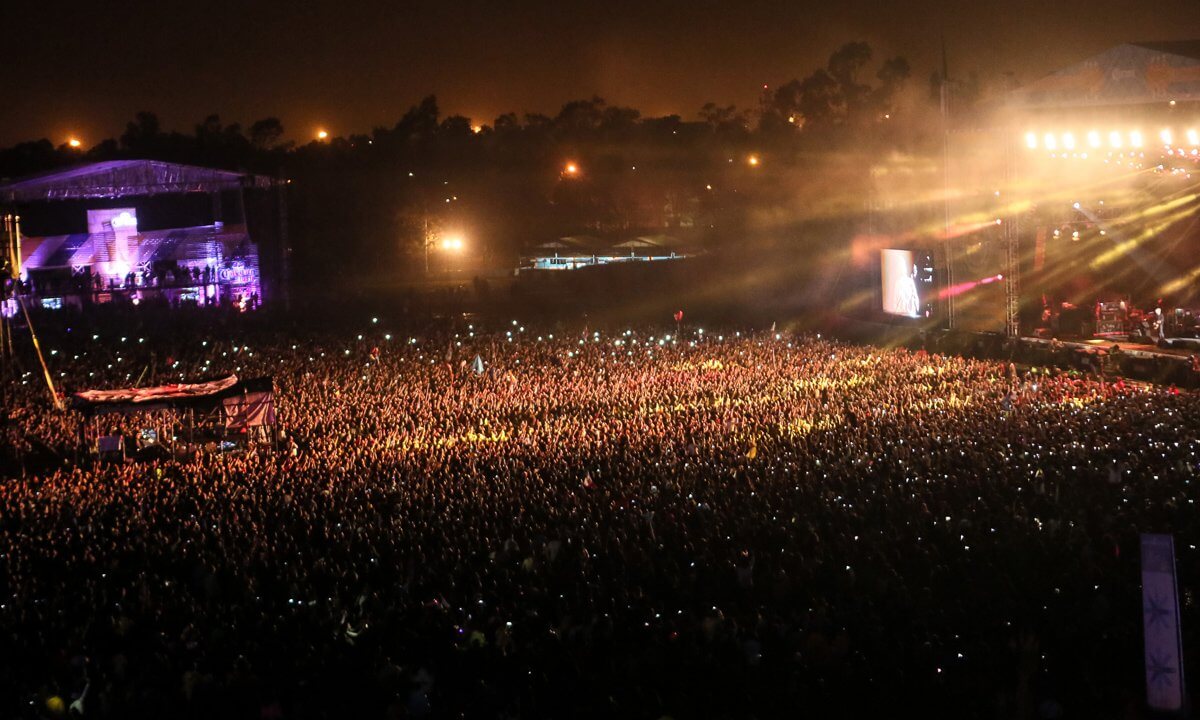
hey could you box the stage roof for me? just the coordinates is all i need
[534,234,690,252]
[1008,41,1200,109]
[1,160,275,203]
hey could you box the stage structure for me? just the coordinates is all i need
[517,234,697,273]
[864,41,1200,338]
[71,374,277,455]
[864,42,1200,338]
[0,160,289,314]
[1003,41,1200,339]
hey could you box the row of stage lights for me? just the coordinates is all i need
[1025,129,1200,152]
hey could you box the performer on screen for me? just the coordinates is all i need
[896,263,921,317]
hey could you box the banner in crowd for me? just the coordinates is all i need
[75,375,239,405]
[1141,533,1186,712]
[222,391,276,430]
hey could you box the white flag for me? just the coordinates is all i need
[472,354,485,375]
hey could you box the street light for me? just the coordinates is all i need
[747,154,760,167]
[564,162,579,176]
[424,228,465,275]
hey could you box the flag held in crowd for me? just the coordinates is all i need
[1141,533,1186,712]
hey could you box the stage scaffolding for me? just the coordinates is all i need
[72,375,278,458]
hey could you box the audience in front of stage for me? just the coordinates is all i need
[1,319,1197,718]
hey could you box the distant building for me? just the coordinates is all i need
[518,234,696,273]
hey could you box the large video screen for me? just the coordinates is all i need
[881,249,934,318]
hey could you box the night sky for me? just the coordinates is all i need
[5,0,1197,147]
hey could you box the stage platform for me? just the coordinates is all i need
[1020,336,1200,361]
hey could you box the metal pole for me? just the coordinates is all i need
[1004,129,1021,339]
[17,296,62,410]
[2,213,19,365]
[941,78,956,331]
[276,179,291,311]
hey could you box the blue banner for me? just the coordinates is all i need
[1141,533,1186,712]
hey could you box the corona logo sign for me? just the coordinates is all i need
[110,211,137,229]
[219,263,254,285]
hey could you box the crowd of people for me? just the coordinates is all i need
[1,311,1198,719]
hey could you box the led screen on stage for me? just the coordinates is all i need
[881,249,934,318]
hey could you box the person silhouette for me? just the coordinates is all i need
[896,263,921,317]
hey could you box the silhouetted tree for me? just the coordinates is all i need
[249,118,285,150]
[0,139,59,180]
[796,69,843,127]
[439,115,474,138]
[555,97,608,136]
[493,113,520,132]
[394,95,441,140]
[120,111,163,152]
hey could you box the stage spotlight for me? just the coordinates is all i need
[1062,132,1076,150]
[1025,132,1038,149]
[1130,130,1144,148]
[1188,129,1199,146]
[1087,131,1101,148]
[1108,131,1122,148]
[1043,133,1057,151]
[1161,129,1173,145]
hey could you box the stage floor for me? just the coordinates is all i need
[1021,336,1199,360]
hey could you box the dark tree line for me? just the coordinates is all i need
[0,43,956,283]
